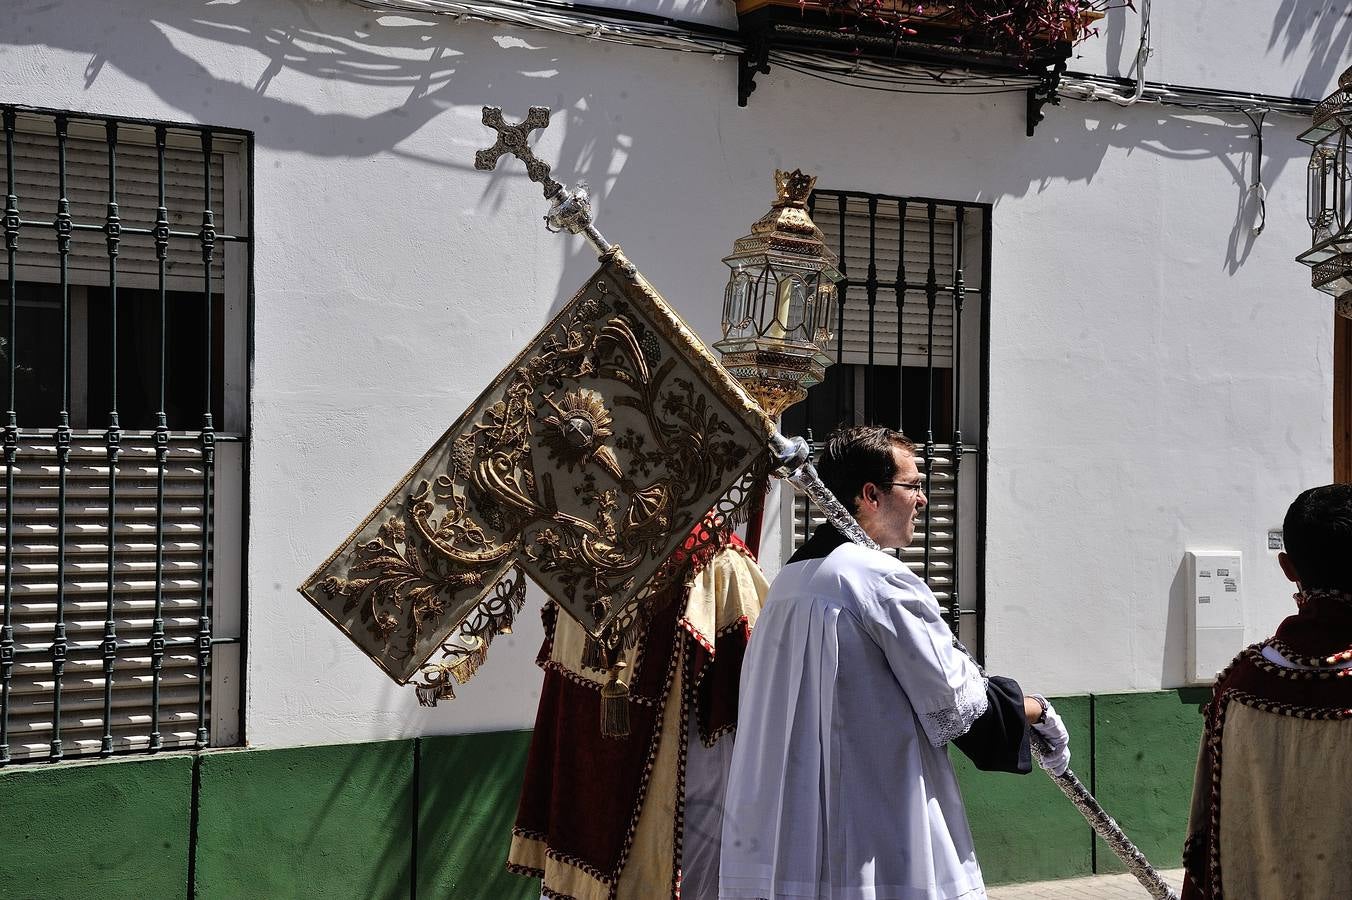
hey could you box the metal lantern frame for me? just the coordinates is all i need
[713,170,843,418]
[720,252,838,348]
[1298,66,1352,316]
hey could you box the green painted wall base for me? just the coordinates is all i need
[1091,690,1208,876]
[194,740,415,899]
[0,753,192,900]
[417,732,535,900]
[951,695,1094,884]
[956,690,1205,886]
[0,691,1204,896]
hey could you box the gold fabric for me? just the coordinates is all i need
[298,248,773,684]
[1213,703,1352,899]
[508,545,768,899]
[509,832,612,900]
[678,545,766,650]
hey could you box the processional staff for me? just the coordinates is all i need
[298,105,1177,900]
[471,106,1179,900]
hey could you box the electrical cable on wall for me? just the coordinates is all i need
[352,0,1316,129]
[1102,0,1151,107]
[771,50,1041,95]
[355,0,742,54]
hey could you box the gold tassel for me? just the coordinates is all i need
[600,661,631,739]
[581,635,608,671]
[448,636,489,684]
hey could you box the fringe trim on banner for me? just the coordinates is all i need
[581,635,609,672]
[414,564,529,707]
[449,634,491,682]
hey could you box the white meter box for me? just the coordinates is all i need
[1186,551,1244,685]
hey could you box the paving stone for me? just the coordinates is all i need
[987,867,1184,899]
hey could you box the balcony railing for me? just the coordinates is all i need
[733,0,1106,132]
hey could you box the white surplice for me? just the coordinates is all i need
[719,538,990,900]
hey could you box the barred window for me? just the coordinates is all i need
[0,107,251,764]
[781,192,988,652]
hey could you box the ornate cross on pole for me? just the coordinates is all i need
[474,106,612,252]
[475,106,561,199]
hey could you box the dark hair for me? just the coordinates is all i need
[816,425,916,515]
[1283,484,1352,592]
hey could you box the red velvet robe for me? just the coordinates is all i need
[508,536,766,900]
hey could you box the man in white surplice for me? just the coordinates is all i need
[720,425,1070,900]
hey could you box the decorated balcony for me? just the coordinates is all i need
[734,0,1113,130]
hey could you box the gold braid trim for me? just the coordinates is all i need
[413,564,528,706]
[1244,645,1352,681]
[671,643,694,900]
[1265,638,1352,670]
[536,658,665,707]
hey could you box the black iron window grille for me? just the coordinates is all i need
[782,190,989,652]
[0,106,251,765]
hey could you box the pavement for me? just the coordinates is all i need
[987,868,1184,899]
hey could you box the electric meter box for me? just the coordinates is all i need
[1186,550,1244,685]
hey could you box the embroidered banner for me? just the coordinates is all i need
[299,248,773,683]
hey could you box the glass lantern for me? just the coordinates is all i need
[714,169,843,417]
[1298,65,1352,318]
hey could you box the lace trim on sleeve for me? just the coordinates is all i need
[923,675,990,747]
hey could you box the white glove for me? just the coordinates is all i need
[1030,695,1070,777]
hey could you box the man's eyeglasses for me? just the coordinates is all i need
[878,481,925,495]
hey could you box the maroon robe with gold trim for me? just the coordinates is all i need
[507,536,767,900]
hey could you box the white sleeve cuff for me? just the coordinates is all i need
[921,675,989,747]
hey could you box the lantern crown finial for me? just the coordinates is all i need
[774,169,816,209]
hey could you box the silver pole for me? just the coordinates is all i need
[1029,737,1179,900]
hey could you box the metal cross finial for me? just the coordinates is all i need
[474,105,613,255]
[475,106,562,200]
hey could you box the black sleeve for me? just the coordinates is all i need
[952,675,1032,774]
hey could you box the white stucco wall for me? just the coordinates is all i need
[1,0,1343,748]
[1073,0,1350,99]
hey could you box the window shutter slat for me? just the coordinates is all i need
[0,439,216,761]
[1,124,228,291]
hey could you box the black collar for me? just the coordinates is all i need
[787,522,852,564]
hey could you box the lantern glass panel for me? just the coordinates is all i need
[1297,64,1352,316]
[1309,147,1333,235]
[814,283,836,348]
[752,263,773,337]
[770,274,808,342]
[723,268,755,341]
[1336,131,1352,239]
[1315,254,1352,297]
